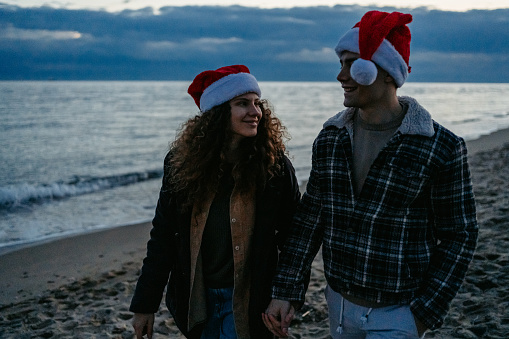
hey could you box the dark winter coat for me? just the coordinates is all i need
[130,154,301,338]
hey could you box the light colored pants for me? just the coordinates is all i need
[325,285,421,339]
[200,287,237,339]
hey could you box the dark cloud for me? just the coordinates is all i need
[1,4,508,82]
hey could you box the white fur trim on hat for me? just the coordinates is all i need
[335,27,409,87]
[200,72,261,112]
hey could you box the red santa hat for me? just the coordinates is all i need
[335,11,412,88]
[188,64,261,112]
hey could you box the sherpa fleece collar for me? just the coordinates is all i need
[323,96,435,138]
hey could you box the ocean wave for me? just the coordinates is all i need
[0,170,163,209]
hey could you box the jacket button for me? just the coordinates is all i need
[231,218,237,222]
[235,246,240,250]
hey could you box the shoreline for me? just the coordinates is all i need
[0,221,152,306]
[0,223,151,257]
[1,126,506,257]
[1,127,508,298]
[1,126,508,338]
[465,127,509,155]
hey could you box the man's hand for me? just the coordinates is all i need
[132,313,155,339]
[262,299,295,338]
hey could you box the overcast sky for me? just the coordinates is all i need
[5,0,509,12]
[1,3,508,82]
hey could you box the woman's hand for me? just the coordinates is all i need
[262,299,295,338]
[132,313,155,339]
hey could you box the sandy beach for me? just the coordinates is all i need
[1,128,508,339]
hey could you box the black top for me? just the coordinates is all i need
[201,170,235,288]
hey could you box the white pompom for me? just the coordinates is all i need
[350,59,377,86]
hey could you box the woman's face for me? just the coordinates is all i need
[229,92,262,146]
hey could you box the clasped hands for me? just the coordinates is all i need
[262,299,297,338]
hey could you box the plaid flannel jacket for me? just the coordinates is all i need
[272,96,478,330]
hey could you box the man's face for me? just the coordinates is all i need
[336,51,388,110]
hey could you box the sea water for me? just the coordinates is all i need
[1,81,509,251]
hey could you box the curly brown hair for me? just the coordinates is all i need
[167,99,289,210]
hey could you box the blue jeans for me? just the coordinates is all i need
[325,285,422,339]
[200,287,237,339]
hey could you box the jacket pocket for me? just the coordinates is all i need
[383,157,431,207]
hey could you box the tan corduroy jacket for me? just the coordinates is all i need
[188,180,256,338]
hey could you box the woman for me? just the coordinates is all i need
[130,65,301,339]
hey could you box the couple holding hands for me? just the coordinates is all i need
[130,10,478,339]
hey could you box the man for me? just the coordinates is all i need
[262,10,478,338]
